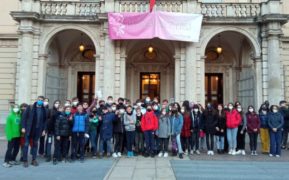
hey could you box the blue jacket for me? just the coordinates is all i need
[259,112,269,128]
[100,112,116,140]
[72,112,89,133]
[170,113,183,135]
[268,112,284,131]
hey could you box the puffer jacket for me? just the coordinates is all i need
[55,112,72,137]
[72,112,89,133]
[141,111,158,131]
[202,110,218,134]
[226,109,241,129]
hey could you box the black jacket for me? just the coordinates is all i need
[54,112,72,137]
[113,114,125,133]
[190,112,202,130]
[279,107,289,129]
[202,110,218,134]
[46,107,58,133]
[21,102,47,135]
[215,112,226,136]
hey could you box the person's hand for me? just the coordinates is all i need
[191,129,193,132]
[56,136,60,140]
[94,96,98,100]
[99,116,102,121]
[273,128,277,132]
[216,127,220,131]
[42,131,46,136]
[21,128,25,134]
[240,131,243,134]
[69,136,72,141]
[253,128,257,132]
[85,133,90,138]
[220,129,224,133]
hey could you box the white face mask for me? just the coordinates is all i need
[72,101,78,106]
[65,103,71,107]
[146,98,150,102]
[153,106,158,110]
[107,100,113,104]
[54,104,60,108]
[237,108,242,112]
[181,109,185,113]
[162,111,166,115]
[262,110,267,114]
[273,109,278,113]
[44,102,49,106]
[119,109,125,114]
[137,103,142,107]
[193,109,199,113]
[228,106,233,110]
[249,108,254,113]
[13,108,19,113]
[111,107,116,111]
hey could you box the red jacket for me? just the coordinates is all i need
[226,109,241,129]
[246,112,260,133]
[141,111,159,131]
[181,113,192,137]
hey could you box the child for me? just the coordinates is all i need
[258,104,270,154]
[89,107,99,158]
[53,106,72,164]
[236,105,247,155]
[246,105,260,156]
[71,104,89,162]
[3,104,21,168]
[180,104,192,156]
[157,108,171,158]
[99,106,116,158]
[135,107,144,155]
[141,104,159,157]
[124,106,136,157]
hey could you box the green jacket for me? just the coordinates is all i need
[5,110,21,141]
[89,116,99,132]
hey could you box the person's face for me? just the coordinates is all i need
[174,104,178,109]
[65,107,71,114]
[21,107,27,112]
[83,103,89,109]
[136,109,141,115]
[58,107,64,112]
[280,103,286,107]
[103,109,108,114]
[77,105,83,113]
[127,107,132,113]
[218,105,223,111]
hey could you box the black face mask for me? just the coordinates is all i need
[147,109,152,112]
[92,110,97,114]
[172,110,178,113]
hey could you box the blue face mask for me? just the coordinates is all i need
[37,100,43,106]
[65,111,71,115]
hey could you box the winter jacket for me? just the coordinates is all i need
[202,110,218,134]
[279,107,289,130]
[54,112,72,137]
[5,109,21,141]
[246,112,260,134]
[21,102,47,135]
[259,111,269,128]
[100,112,116,140]
[181,112,192,137]
[113,114,125,133]
[89,115,99,132]
[268,112,284,131]
[46,107,58,134]
[141,111,159,131]
[157,114,171,138]
[238,112,247,132]
[72,112,89,133]
[124,112,136,131]
[170,113,183,135]
[215,111,226,136]
[135,114,143,132]
[226,109,241,129]
[191,112,202,130]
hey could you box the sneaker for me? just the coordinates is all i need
[107,153,111,157]
[231,150,236,156]
[236,150,242,155]
[179,153,183,159]
[195,150,200,155]
[158,152,163,157]
[150,153,155,158]
[228,149,232,155]
[2,162,12,168]
[92,155,97,159]
[241,150,246,155]
[9,161,20,165]
[23,161,29,168]
[183,150,188,155]
[190,151,194,155]
[254,151,258,156]
[117,152,122,157]
[127,152,131,157]
[207,151,210,155]
[45,157,51,162]
[251,151,254,156]
[31,160,39,167]
[276,155,280,158]
[163,152,168,158]
[112,153,118,158]
[281,145,286,149]
[269,154,273,157]
[211,151,214,155]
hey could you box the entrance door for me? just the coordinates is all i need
[140,73,160,99]
[77,72,95,104]
[205,73,223,106]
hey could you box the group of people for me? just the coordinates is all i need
[3,95,289,168]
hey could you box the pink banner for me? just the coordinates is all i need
[108,12,203,42]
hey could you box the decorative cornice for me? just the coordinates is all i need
[10,11,40,22]
[257,14,289,25]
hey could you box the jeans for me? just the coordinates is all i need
[22,129,41,162]
[260,128,270,153]
[171,134,183,154]
[237,126,246,150]
[249,133,258,151]
[45,133,53,158]
[99,138,113,154]
[54,136,69,160]
[159,138,169,153]
[144,130,155,154]
[126,131,135,152]
[71,132,85,160]
[206,133,214,151]
[282,128,289,147]
[191,130,199,151]
[114,133,124,153]
[89,130,98,154]
[270,130,282,156]
[4,137,20,163]
[215,135,224,150]
[135,131,144,153]
[38,136,45,155]
[181,136,191,153]
[227,128,238,150]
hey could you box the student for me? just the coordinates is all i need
[39,98,50,157]
[112,105,125,158]
[89,107,99,158]
[71,104,89,162]
[202,103,218,155]
[19,103,28,162]
[268,105,284,157]
[135,107,144,155]
[226,103,241,155]
[236,105,247,155]
[3,104,21,168]
[99,106,116,158]
[215,104,226,154]
[246,105,260,155]
[279,100,289,149]
[157,108,171,158]
[259,104,270,154]
[53,106,72,164]
[124,106,136,157]
[141,104,159,157]
[180,102,192,156]
[190,104,202,155]
[21,96,47,167]
[170,103,184,159]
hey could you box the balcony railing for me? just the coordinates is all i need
[119,0,183,12]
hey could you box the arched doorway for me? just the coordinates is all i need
[45,29,96,104]
[204,31,260,108]
[125,39,175,101]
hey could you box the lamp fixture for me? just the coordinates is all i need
[148,46,154,53]
[216,34,222,54]
[79,33,85,52]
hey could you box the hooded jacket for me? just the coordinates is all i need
[226,109,241,129]
[5,108,21,141]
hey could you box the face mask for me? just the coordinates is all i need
[228,106,233,110]
[249,108,254,113]
[65,111,71,115]
[237,108,242,112]
[162,112,166,115]
[13,108,20,113]
[193,109,199,113]
[37,100,43,106]
[44,102,49,106]
[273,109,278,113]
[181,109,185,113]
[262,110,267,114]
[137,103,142,107]
[112,107,116,111]
[119,109,125,114]
[172,110,178,113]
[153,106,158,110]
[147,109,152,112]
[145,98,150,102]
[54,104,60,108]
[107,100,113,104]
[65,103,70,107]
[169,107,172,111]
[72,101,78,106]
[92,110,97,114]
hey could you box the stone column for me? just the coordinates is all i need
[253,56,263,107]
[37,54,48,96]
[185,43,196,101]
[17,31,34,104]
[174,54,181,103]
[119,51,127,98]
[198,56,206,105]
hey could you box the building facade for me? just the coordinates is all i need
[0,0,289,123]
